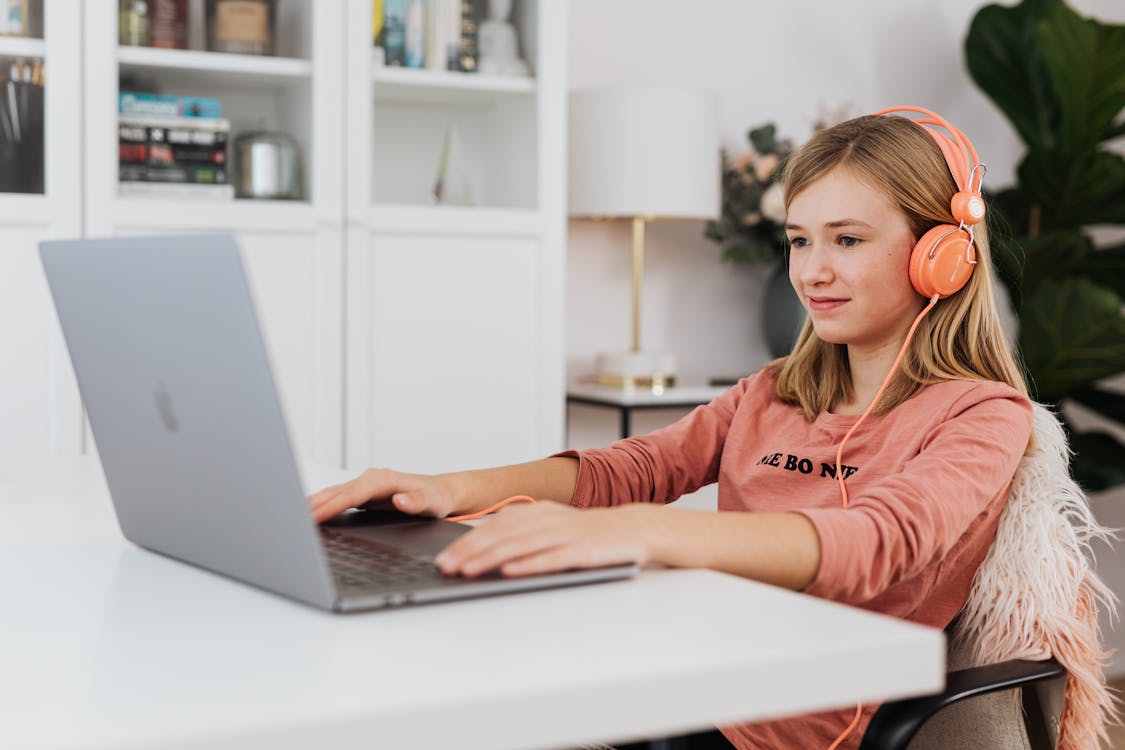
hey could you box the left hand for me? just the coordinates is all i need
[434,502,654,578]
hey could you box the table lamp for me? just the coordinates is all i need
[569,87,719,392]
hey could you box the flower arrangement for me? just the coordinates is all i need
[703,123,795,265]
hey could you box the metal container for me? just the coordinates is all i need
[232,131,301,200]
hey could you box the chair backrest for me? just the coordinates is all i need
[916,403,1115,750]
[903,625,1062,750]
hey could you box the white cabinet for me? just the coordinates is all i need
[0,1,565,473]
[343,0,565,473]
[0,3,82,458]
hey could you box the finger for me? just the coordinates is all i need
[437,512,564,576]
[500,547,582,577]
[308,482,345,507]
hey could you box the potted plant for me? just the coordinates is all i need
[965,0,1125,491]
[703,124,807,357]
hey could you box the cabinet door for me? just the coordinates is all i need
[366,234,541,474]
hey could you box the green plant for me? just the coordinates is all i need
[966,0,1125,490]
[703,124,794,265]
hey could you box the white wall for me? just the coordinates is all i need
[565,0,1125,672]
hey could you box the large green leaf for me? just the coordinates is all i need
[1070,386,1125,429]
[966,0,1059,150]
[1019,277,1125,399]
[1019,230,1090,295]
[1067,429,1125,491]
[1036,2,1125,153]
[1017,148,1125,230]
[1079,242,1125,298]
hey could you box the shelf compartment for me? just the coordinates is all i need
[372,67,535,107]
[118,46,312,89]
[0,37,45,58]
[0,193,48,225]
[113,196,318,233]
[370,204,542,237]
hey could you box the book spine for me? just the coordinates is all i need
[383,0,405,66]
[118,117,230,186]
[404,0,424,68]
[119,92,223,120]
[457,0,478,72]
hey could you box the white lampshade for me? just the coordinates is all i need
[568,87,720,219]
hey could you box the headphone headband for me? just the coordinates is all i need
[872,106,982,192]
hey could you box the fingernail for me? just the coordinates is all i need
[395,494,413,510]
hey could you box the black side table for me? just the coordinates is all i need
[566,383,730,440]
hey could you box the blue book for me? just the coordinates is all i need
[384,0,406,66]
[118,92,223,120]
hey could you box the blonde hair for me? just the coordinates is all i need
[769,114,1031,422]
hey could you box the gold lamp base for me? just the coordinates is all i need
[595,350,677,393]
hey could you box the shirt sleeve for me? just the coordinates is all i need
[797,385,1033,605]
[555,376,763,508]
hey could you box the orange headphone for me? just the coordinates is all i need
[873,105,987,299]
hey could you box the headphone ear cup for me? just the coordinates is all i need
[909,224,976,298]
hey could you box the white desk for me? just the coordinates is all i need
[0,457,944,750]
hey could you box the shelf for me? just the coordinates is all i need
[117,46,312,89]
[0,37,44,58]
[0,193,48,225]
[113,196,318,233]
[372,67,535,106]
[369,204,542,237]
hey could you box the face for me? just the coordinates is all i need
[785,167,924,352]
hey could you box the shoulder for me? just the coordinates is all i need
[908,379,1033,443]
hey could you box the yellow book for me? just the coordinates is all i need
[373,0,384,45]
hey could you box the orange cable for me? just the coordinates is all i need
[447,495,537,522]
[826,294,939,750]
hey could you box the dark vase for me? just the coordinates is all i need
[762,262,807,358]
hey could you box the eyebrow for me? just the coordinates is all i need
[785,219,875,230]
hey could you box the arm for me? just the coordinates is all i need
[435,502,822,592]
[309,456,578,523]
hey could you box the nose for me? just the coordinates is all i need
[795,241,834,289]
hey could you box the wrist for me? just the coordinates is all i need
[622,503,667,567]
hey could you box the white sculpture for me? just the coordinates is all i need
[477,0,530,76]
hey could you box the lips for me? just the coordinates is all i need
[807,296,849,312]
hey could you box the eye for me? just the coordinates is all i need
[788,236,808,248]
[839,235,861,247]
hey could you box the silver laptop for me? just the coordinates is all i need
[39,233,636,612]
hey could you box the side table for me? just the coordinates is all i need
[566,383,731,441]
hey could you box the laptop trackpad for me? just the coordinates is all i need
[324,509,468,558]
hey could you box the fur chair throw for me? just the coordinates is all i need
[952,403,1119,748]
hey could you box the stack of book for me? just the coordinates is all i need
[118,91,233,200]
[376,0,479,72]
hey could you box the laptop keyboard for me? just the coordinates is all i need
[320,529,443,589]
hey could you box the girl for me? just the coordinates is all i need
[310,109,1036,749]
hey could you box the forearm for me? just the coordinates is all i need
[442,457,579,515]
[639,506,821,591]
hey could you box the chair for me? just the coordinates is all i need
[860,402,1116,750]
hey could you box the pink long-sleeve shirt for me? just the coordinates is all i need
[559,368,1032,749]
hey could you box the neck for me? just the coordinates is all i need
[838,336,911,415]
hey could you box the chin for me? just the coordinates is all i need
[808,321,850,345]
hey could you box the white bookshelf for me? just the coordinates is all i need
[0,36,45,58]
[0,1,567,476]
[117,46,312,89]
[0,1,83,459]
[372,66,535,106]
[344,0,566,474]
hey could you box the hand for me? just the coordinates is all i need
[308,468,458,523]
[433,502,654,578]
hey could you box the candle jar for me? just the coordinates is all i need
[205,0,277,56]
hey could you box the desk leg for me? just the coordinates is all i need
[620,408,631,441]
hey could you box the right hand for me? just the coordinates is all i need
[308,468,459,524]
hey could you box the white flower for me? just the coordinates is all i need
[760,182,786,223]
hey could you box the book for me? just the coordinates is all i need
[404,0,424,68]
[457,0,478,72]
[383,0,405,66]
[117,181,235,200]
[119,92,223,120]
[118,116,230,186]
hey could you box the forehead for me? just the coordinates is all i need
[787,166,900,222]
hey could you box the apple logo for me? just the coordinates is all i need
[154,381,179,433]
